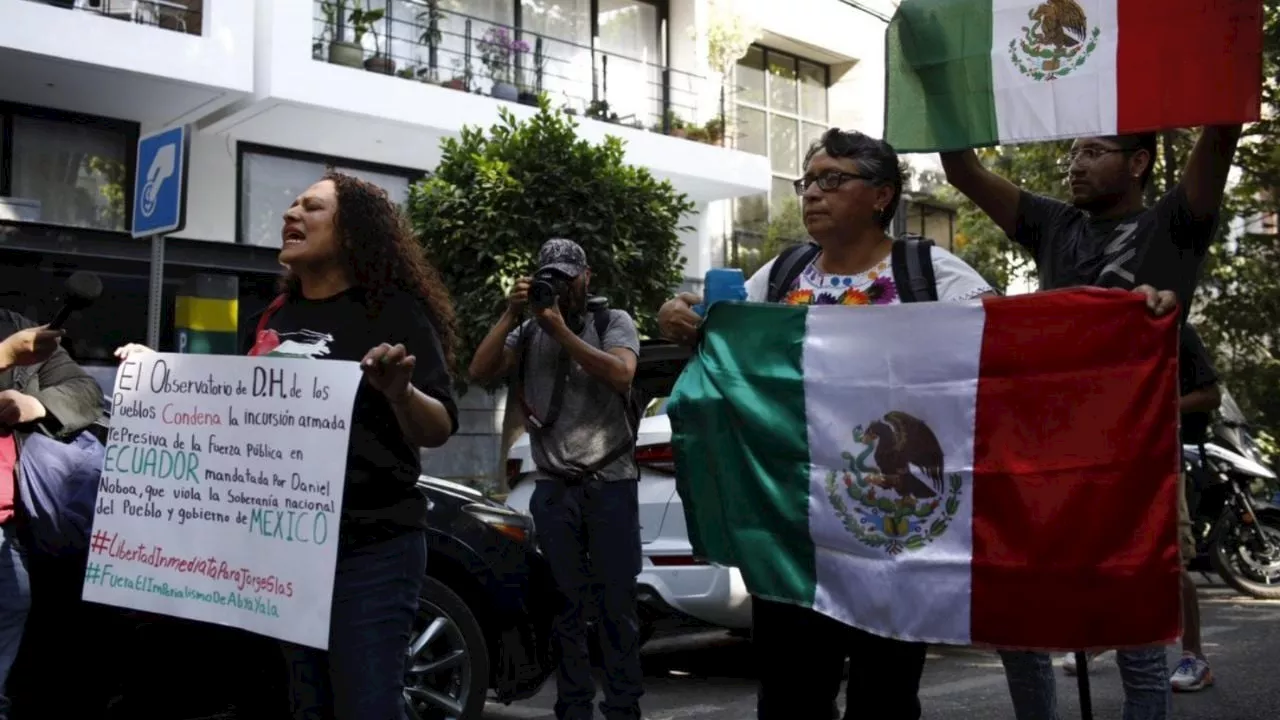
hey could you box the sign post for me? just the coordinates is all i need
[131,125,191,350]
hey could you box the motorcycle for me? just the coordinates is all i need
[1183,389,1280,599]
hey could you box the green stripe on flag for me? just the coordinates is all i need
[668,302,816,605]
[885,0,998,152]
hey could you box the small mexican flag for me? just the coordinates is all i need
[668,290,1181,649]
[883,0,1264,153]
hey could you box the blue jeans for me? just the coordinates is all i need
[999,648,1171,720]
[282,530,427,720]
[0,524,30,720]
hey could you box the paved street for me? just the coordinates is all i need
[485,578,1280,719]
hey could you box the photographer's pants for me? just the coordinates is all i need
[530,477,643,720]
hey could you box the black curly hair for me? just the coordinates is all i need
[280,171,459,370]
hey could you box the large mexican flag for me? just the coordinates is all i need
[884,0,1264,153]
[668,289,1181,649]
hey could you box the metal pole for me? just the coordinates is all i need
[1074,652,1094,720]
[146,234,165,349]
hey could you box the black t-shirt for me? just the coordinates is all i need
[1012,186,1218,320]
[1179,323,1218,446]
[245,287,458,547]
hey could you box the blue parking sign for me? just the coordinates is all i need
[131,125,190,238]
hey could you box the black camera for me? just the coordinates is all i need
[529,269,571,311]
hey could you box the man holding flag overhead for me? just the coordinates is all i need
[882,1,1258,717]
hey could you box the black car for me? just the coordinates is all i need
[408,475,555,719]
[10,366,555,720]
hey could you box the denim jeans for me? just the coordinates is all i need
[529,478,644,720]
[282,530,427,720]
[0,524,30,720]
[999,648,1171,720]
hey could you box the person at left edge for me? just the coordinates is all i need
[0,322,100,720]
[116,171,460,720]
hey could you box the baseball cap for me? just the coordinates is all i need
[537,238,588,278]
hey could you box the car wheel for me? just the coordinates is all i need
[403,576,490,720]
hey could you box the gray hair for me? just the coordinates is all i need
[803,128,904,230]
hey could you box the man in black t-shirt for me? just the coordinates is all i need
[941,127,1240,322]
[1171,324,1220,693]
[940,126,1241,720]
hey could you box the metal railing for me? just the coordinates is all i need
[311,1,725,143]
[28,0,203,35]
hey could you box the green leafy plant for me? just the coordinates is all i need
[416,0,445,79]
[347,1,385,51]
[407,102,696,391]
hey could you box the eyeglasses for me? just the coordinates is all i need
[1060,147,1129,169]
[793,171,869,195]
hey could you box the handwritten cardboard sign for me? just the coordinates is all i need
[82,353,363,649]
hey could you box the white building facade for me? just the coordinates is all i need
[0,0,929,481]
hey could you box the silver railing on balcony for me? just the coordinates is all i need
[312,0,727,144]
[26,0,204,35]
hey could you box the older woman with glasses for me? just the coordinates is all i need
[658,129,996,720]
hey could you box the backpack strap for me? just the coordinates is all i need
[767,242,822,303]
[514,321,570,431]
[890,236,939,303]
[594,306,611,346]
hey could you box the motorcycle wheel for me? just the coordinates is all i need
[1210,512,1280,599]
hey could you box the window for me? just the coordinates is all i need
[328,1,666,119]
[237,145,423,248]
[0,108,135,232]
[732,46,830,235]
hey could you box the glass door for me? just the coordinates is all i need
[595,0,662,127]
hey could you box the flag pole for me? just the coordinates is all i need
[1074,652,1094,720]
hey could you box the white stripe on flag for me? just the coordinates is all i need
[992,0,1120,144]
[804,302,987,644]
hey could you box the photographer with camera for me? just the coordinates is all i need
[470,239,643,720]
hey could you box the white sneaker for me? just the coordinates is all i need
[1170,655,1214,692]
[1062,650,1114,676]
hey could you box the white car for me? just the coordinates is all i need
[503,341,753,639]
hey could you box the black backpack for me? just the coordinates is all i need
[513,300,645,480]
[766,235,939,304]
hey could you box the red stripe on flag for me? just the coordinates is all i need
[970,289,1181,650]
[1117,0,1264,132]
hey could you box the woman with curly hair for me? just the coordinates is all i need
[116,171,459,719]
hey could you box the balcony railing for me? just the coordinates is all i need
[311,1,727,146]
[25,0,204,35]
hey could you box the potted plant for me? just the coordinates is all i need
[518,38,547,105]
[416,0,445,82]
[443,58,471,91]
[702,116,726,145]
[478,27,528,101]
[586,99,619,124]
[350,3,393,74]
[323,1,363,68]
[657,110,689,138]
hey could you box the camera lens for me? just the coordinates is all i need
[530,280,555,310]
